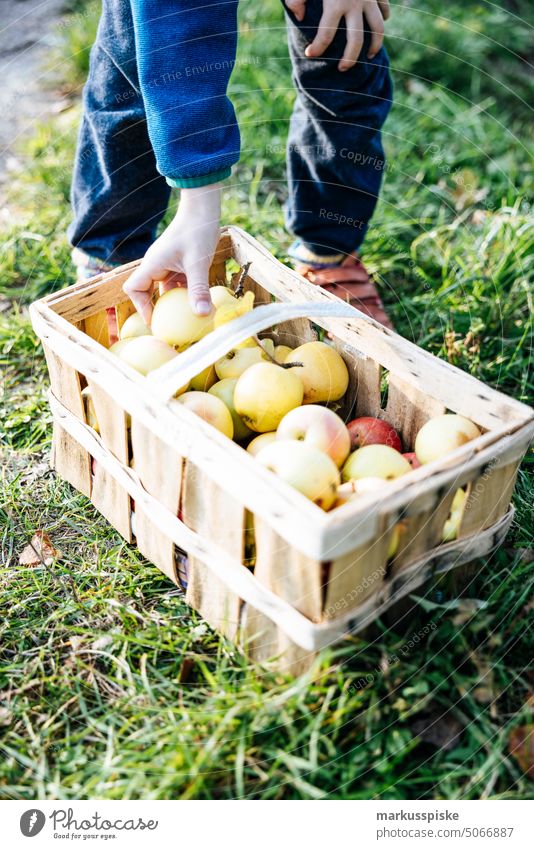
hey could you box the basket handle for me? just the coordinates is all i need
[148,300,359,401]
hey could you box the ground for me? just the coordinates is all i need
[0,1,533,799]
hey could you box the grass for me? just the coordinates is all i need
[1,0,533,799]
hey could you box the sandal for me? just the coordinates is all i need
[295,253,394,330]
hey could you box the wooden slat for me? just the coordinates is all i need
[323,522,393,619]
[270,317,318,349]
[389,489,457,575]
[460,460,519,538]
[385,374,447,452]
[84,309,110,348]
[130,419,183,581]
[87,381,131,541]
[43,345,85,418]
[240,518,323,674]
[115,300,136,335]
[43,344,92,497]
[181,461,244,640]
[241,604,316,676]
[50,420,92,498]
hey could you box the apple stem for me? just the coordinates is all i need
[252,335,304,369]
[233,262,252,298]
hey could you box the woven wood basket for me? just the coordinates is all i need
[30,227,534,674]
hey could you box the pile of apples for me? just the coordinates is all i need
[89,283,481,545]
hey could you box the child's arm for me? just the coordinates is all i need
[124,183,221,321]
[124,2,239,318]
[131,0,240,188]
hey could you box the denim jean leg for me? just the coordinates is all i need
[68,0,171,266]
[282,0,393,260]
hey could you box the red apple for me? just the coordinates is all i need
[347,416,402,452]
[276,405,351,467]
[403,451,421,470]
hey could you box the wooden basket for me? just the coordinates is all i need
[30,226,534,674]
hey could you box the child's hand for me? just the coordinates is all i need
[123,183,222,324]
[286,0,390,70]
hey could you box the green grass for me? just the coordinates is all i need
[1,0,533,800]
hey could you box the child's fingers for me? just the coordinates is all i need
[123,265,157,324]
[338,10,364,71]
[285,0,306,22]
[305,8,342,58]
[378,0,390,21]
[182,259,213,316]
[365,3,385,58]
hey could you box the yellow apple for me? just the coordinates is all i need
[151,287,213,351]
[215,345,266,380]
[260,338,275,358]
[387,523,402,559]
[118,335,177,375]
[342,444,411,482]
[415,414,481,464]
[285,341,349,403]
[175,391,233,439]
[246,432,277,457]
[109,338,133,356]
[442,488,467,542]
[274,344,293,364]
[256,440,340,510]
[120,312,151,340]
[337,476,393,500]
[189,363,218,391]
[234,362,304,432]
[208,378,253,441]
[213,290,254,329]
[209,285,237,309]
[277,404,350,467]
[81,386,99,433]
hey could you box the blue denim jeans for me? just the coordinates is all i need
[68,0,392,267]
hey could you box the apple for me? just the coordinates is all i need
[442,488,467,542]
[337,476,393,499]
[342,444,412,482]
[285,341,349,403]
[151,287,213,351]
[277,404,350,467]
[208,378,253,441]
[118,335,177,375]
[81,386,99,433]
[120,312,151,340]
[415,414,481,464]
[189,363,218,391]
[214,290,254,329]
[246,431,277,457]
[260,338,275,358]
[209,285,237,309]
[215,345,267,380]
[403,451,421,470]
[256,440,340,510]
[109,338,133,356]
[274,344,293,364]
[175,391,234,439]
[347,416,402,452]
[234,362,304,432]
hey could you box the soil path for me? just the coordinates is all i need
[0,0,70,176]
